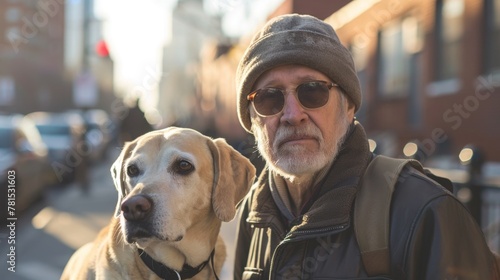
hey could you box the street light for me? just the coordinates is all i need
[459,145,484,174]
[403,141,427,162]
[459,147,473,163]
[459,144,484,225]
[403,141,418,158]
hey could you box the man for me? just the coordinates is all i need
[233,14,498,279]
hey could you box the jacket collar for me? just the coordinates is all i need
[247,121,372,234]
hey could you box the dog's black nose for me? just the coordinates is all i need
[121,195,152,221]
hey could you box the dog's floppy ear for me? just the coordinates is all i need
[110,141,136,217]
[208,138,256,222]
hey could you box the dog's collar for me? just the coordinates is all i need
[137,248,216,280]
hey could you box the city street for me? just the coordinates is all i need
[0,148,238,280]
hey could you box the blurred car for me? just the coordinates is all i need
[68,109,114,162]
[0,114,54,221]
[26,111,87,184]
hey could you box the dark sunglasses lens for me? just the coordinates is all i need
[297,82,330,109]
[254,88,285,116]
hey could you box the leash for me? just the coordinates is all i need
[210,249,220,280]
[138,248,220,280]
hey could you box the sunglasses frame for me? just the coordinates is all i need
[247,80,338,117]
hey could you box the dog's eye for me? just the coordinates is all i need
[174,160,194,175]
[127,164,140,177]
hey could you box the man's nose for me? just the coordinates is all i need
[280,93,308,125]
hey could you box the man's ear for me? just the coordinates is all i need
[208,138,256,222]
[110,141,136,217]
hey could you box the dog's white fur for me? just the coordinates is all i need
[61,127,256,280]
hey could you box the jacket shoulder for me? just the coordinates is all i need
[389,167,496,278]
[389,166,460,231]
[393,166,454,205]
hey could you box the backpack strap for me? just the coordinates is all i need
[354,155,423,276]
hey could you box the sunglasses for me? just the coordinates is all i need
[247,80,338,117]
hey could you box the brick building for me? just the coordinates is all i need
[329,0,500,162]
[0,0,68,113]
[198,0,500,163]
[0,0,114,114]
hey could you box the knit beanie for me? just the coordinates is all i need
[236,14,361,133]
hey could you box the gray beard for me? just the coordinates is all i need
[253,115,351,179]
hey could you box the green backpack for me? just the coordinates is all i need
[354,155,489,276]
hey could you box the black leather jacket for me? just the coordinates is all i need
[234,123,498,279]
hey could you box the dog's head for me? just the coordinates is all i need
[110,127,256,245]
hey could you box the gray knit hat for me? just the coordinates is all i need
[236,14,361,133]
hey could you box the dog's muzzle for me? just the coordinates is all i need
[120,195,156,243]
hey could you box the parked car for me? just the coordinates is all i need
[25,111,87,184]
[68,109,114,162]
[0,114,54,221]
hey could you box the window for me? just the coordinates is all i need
[484,0,500,75]
[434,0,464,81]
[377,17,421,97]
[0,77,15,106]
[5,8,21,23]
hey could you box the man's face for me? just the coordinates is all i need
[250,65,355,178]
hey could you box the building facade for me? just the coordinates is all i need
[0,0,67,113]
[0,0,114,114]
[157,0,226,132]
[198,0,500,163]
[329,0,500,162]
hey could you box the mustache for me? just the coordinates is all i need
[273,125,322,148]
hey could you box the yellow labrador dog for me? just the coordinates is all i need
[61,127,256,280]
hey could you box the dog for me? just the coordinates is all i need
[61,127,256,280]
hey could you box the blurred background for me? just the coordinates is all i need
[0,0,499,279]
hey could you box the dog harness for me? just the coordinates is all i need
[138,248,219,280]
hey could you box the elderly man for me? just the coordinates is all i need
[233,14,498,279]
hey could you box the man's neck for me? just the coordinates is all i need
[277,162,333,216]
[284,174,316,215]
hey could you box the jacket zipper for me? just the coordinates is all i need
[284,223,348,241]
[269,223,349,279]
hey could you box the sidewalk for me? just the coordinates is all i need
[0,151,117,280]
[0,148,237,280]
